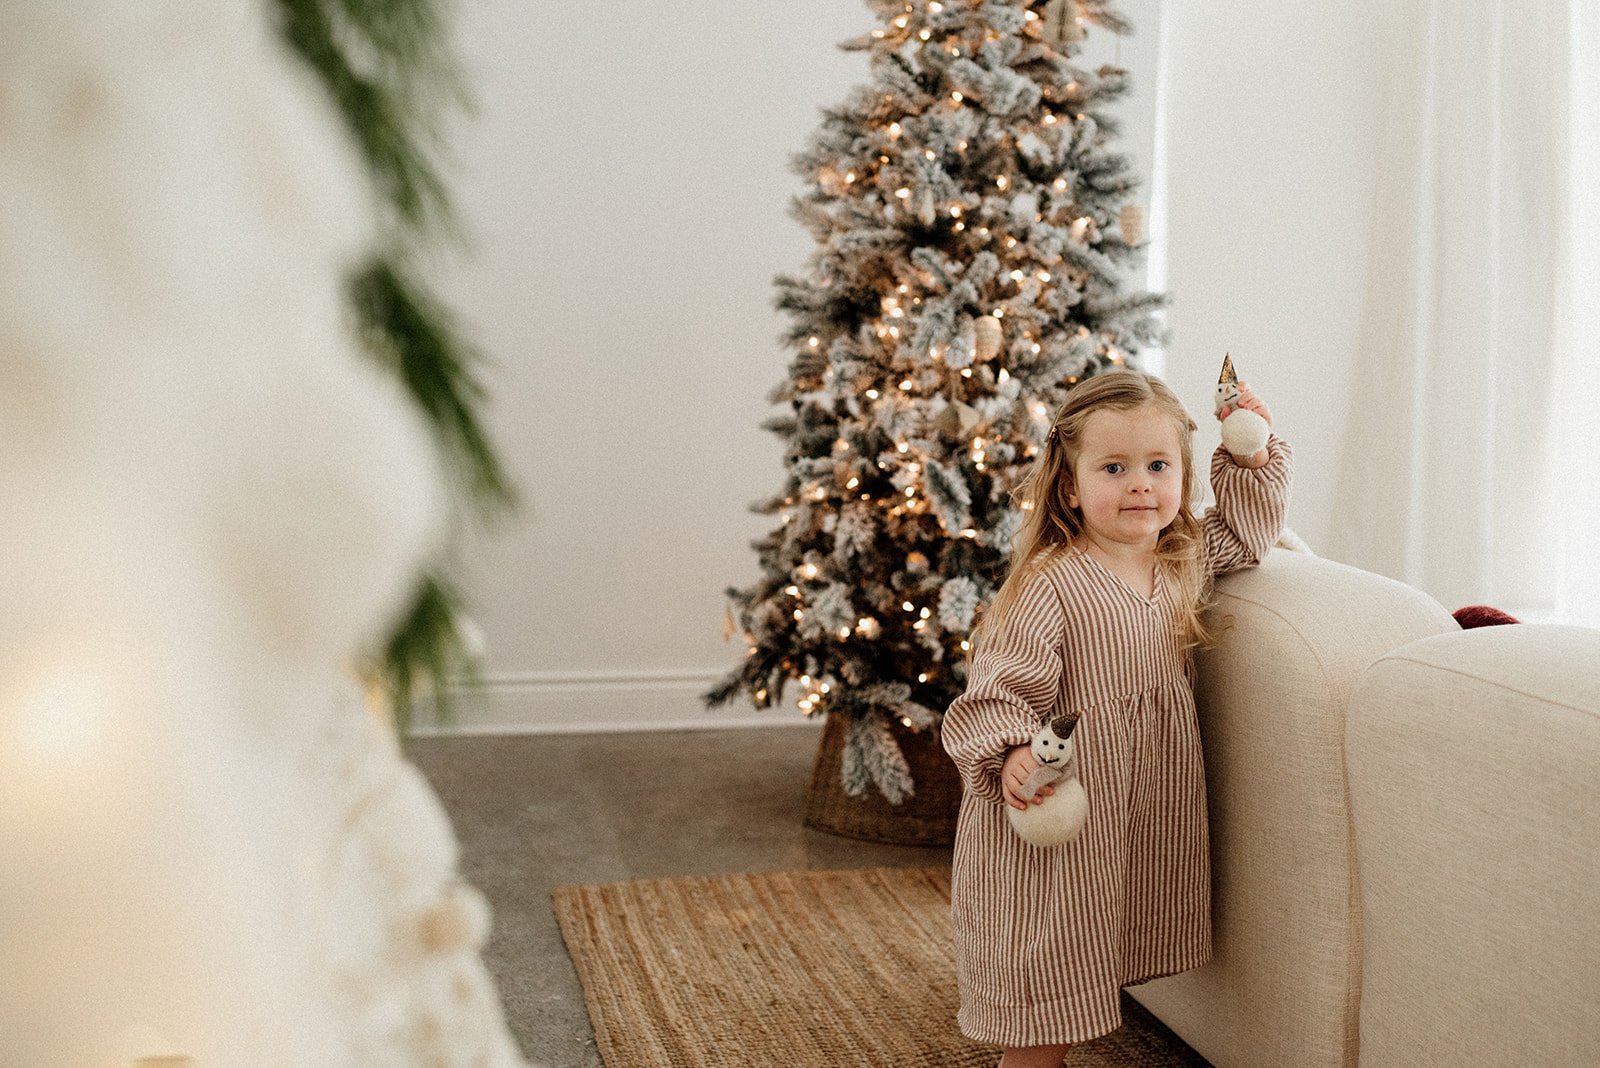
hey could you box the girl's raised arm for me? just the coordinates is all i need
[1201,435,1293,577]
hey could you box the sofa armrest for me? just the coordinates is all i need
[1346,624,1600,1067]
[1128,550,1456,1068]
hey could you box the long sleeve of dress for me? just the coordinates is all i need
[1202,434,1293,577]
[942,567,1066,807]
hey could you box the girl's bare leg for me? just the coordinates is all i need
[998,1044,1071,1068]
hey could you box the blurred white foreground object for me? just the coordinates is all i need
[0,3,529,1065]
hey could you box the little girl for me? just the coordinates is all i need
[942,369,1291,1067]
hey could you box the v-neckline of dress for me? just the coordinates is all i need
[1075,545,1162,607]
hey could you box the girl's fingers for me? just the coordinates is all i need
[1236,382,1273,426]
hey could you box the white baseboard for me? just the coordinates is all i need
[405,669,824,737]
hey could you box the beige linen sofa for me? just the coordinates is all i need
[1126,550,1600,1068]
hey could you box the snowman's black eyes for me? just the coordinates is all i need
[1058,742,1066,748]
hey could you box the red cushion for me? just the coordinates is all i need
[1452,604,1522,628]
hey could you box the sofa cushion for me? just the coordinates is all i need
[1347,624,1600,1067]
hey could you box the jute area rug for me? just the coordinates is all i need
[553,865,1209,1067]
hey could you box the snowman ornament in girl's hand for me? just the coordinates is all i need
[1005,712,1090,848]
[1215,353,1271,462]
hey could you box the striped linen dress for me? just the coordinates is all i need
[943,437,1292,1047]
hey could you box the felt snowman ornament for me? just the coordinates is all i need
[1006,711,1090,848]
[1215,352,1271,460]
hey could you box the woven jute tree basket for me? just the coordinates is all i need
[803,713,962,846]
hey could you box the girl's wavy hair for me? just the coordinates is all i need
[971,370,1214,655]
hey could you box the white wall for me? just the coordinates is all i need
[1151,0,1392,549]
[423,0,1380,733]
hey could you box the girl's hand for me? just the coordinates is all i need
[1001,744,1053,811]
[1217,381,1273,426]
[1231,381,1273,427]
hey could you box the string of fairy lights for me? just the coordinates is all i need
[726,0,1146,727]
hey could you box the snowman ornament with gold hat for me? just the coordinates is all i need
[1215,353,1272,461]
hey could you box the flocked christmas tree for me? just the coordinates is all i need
[708,0,1164,802]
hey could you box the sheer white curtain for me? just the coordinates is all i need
[1327,0,1600,625]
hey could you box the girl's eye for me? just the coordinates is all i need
[1150,460,1169,472]
[1103,463,1123,475]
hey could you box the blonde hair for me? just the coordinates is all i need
[971,370,1213,654]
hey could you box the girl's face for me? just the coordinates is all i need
[1066,404,1184,552]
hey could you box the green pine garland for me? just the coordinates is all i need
[272,0,515,725]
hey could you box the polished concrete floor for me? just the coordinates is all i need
[405,724,953,1068]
